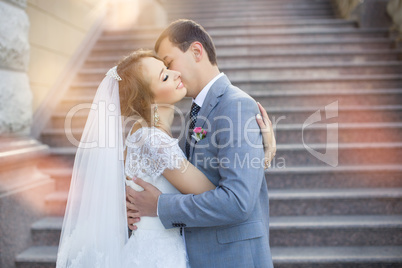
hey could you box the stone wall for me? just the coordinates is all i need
[387,0,402,37]
[332,0,361,20]
[29,0,167,138]
[332,0,393,28]
[26,0,109,112]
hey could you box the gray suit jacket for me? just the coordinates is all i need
[158,75,273,267]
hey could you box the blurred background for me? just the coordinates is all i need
[0,0,401,267]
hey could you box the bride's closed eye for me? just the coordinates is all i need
[163,74,169,82]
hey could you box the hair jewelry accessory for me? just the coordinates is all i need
[106,66,122,81]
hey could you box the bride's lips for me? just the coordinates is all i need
[176,81,184,89]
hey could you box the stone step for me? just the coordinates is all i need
[167,0,331,5]
[85,40,394,67]
[217,37,397,49]
[15,246,56,268]
[102,19,357,42]
[15,245,402,268]
[231,74,402,91]
[269,188,402,216]
[270,215,402,246]
[31,217,63,246]
[167,0,331,6]
[101,20,357,38]
[201,18,355,30]
[214,39,393,53]
[251,88,402,107]
[54,88,402,115]
[86,39,394,68]
[271,246,402,268]
[266,165,402,190]
[41,167,72,191]
[41,118,402,148]
[274,142,402,167]
[29,215,402,247]
[164,2,333,14]
[42,142,402,168]
[45,191,68,216]
[167,9,334,20]
[217,50,402,64]
[171,15,336,23]
[165,0,332,8]
[165,2,333,12]
[274,122,402,144]
[70,74,402,92]
[47,102,402,129]
[89,48,402,63]
[97,28,390,45]
[221,62,402,78]
[75,62,402,82]
[44,187,402,217]
[41,164,402,195]
[207,24,361,37]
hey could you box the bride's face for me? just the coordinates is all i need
[141,57,187,105]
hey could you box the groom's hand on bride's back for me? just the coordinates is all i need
[126,177,162,230]
[126,188,140,231]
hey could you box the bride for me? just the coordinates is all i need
[56,49,275,267]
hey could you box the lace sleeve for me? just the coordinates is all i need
[125,127,186,180]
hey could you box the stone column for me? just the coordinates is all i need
[0,0,32,135]
[0,1,53,267]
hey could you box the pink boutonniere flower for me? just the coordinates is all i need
[192,127,207,142]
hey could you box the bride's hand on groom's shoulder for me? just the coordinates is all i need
[256,102,277,168]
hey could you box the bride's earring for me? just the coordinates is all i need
[153,104,160,127]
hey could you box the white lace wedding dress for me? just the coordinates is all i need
[121,127,188,268]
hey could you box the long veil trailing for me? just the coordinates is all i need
[56,67,128,267]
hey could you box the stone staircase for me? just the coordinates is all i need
[15,0,402,267]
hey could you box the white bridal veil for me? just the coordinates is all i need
[56,67,128,267]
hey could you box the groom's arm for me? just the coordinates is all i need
[158,96,265,228]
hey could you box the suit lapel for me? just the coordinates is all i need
[189,75,230,159]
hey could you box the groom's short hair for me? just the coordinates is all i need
[155,19,217,65]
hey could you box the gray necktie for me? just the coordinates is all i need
[186,102,201,158]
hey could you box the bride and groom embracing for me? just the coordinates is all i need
[57,19,276,268]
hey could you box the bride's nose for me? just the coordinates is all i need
[172,70,181,80]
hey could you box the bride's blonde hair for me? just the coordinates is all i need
[116,49,159,123]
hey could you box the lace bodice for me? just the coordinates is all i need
[124,127,186,231]
[125,127,186,182]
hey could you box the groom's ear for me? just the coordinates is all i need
[190,42,203,63]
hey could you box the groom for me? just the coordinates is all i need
[126,19,274,267]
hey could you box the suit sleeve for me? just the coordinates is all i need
[158,97,265,228]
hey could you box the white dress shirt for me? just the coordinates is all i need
[193,72,224,108]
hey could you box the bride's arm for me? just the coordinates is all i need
[256,102,277,168]
[163,161,215,195]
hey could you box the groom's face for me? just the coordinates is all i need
[156,38,197,98]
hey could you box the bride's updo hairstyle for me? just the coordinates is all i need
[116,49,158,123]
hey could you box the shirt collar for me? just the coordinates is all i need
[193,73,224,108]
